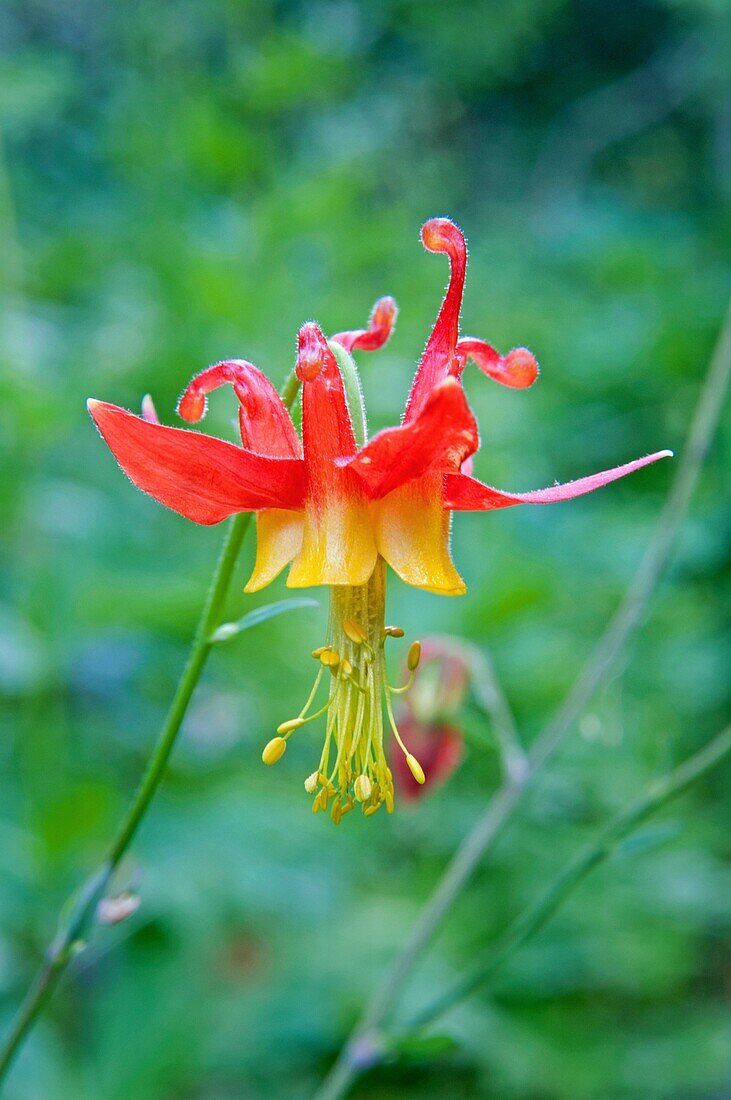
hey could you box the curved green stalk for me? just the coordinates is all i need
[0,370,301,1087]
[408,723,731,1031]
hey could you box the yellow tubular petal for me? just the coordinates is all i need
[375,474,466,595]
[287,498,377,588]
[244,509,305,593]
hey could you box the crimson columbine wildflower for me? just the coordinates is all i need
[88,217,671,822]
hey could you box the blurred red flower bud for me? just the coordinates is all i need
[409,637,471,725]
[391,636,471,800]
[391,714,463,801]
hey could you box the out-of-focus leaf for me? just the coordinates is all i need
[0,606,48,694]
[386,1032,460,1062]
[210,598,318,642]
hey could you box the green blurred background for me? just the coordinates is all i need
[1,1,730,1097]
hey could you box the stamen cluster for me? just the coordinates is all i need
[261,560,424,822]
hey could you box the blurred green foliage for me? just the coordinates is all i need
[0,1,729,1097]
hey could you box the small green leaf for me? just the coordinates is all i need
[211,597,318,643]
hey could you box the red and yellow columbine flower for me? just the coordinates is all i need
[88,217,671,822]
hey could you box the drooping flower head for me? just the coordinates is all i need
[88,217,671,822]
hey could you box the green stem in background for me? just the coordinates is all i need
[420,635,527,785]
[0,371,301,1087]
[315,299,731,1100]
[408,723,731,1031]
[108,510,251,865]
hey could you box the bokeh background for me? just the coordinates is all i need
[1,1,730,1097]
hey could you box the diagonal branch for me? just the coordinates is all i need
[409,723,731,1031]
[314,296,731,1100]
[465,643,527,785]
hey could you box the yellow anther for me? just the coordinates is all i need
[406,753,425,784]
[304,771,319,794]
[340,797,355,817]
[262,737,287,766]
[384,625,404,638]
[343,618,368,645]
[354,774,372,802]
[311,645,328,659]
[385,789,394,813]
[340,658,353,678]
[407,640,422,671]
[363,802,381,817]
[331,799,343,825]
[319,648,340,669]
[277,717,304,735]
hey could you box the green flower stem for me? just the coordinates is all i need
[315,299,731,1100]
[408,722,731,1031]
[0,370,301,1087]
[107,509,252,866]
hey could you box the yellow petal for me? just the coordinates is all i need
[374,474,466,595]
[287,498,377,588]
[244,509,304,593]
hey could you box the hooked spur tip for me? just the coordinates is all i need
[296,321,327,381]
[371,295,398,326]
[177,389,206,423]
[421,216,466,256]
[504,347,539,387]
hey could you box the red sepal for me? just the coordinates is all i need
[343,377,478,500]
[330,296,398,353]
[88,400,305,524]
[444,450,673,511]
[178,359,300,458]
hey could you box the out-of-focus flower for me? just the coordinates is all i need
[408,637,472,725]
[391,637,472,800]
[88,218,671,821]
[391,715,464,802]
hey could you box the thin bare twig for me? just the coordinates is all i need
[315,297,731,1100]
[409,723,731,1030]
